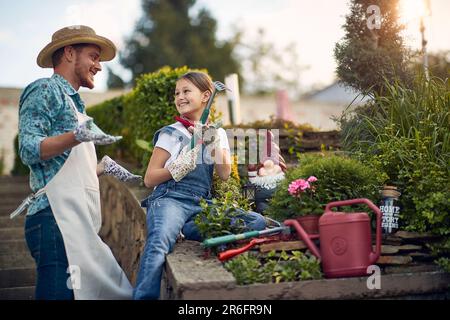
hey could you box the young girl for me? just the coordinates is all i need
[133,72,266,300]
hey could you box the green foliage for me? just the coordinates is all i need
[435,258,450,273]
[118,0,240,87]
[106,66,125,89]
[0,152,4,175]
[87,95,135,164]
[338,77,449,235]
[211,155,249,208]
[334,0,412,95]
[224,250,322,285]
[11,135,29,176]
[265,154,385,221]
[194,155,253,242]
[194,192,248,241]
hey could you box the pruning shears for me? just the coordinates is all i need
[218,238,271,261]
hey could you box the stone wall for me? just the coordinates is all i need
[98,176,150,285]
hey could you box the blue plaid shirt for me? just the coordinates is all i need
[18,73,87,216]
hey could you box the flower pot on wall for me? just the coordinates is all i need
[295,215,320,235]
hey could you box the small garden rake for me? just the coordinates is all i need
[190,81,230,149]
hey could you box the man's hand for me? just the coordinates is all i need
[74,118,122,145]
[99,156,142,182]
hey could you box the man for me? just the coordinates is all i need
[17,25,138,300]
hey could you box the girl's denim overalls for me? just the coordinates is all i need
[133,125,266,300]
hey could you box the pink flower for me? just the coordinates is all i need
[288,180,301,195]
[307,176,318,183]
[288,178,311,195]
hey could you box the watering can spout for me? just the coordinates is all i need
[284,219,321,260]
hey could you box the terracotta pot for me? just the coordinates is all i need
[295,215,320,235]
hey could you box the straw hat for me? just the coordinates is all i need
[37,25,116,68]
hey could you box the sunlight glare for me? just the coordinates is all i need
[400,0,430,23]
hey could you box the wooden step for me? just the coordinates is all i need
[0,216,25,228]
[0,227,24,240]
[0,240,28,254]
[0,267,36,288]
[0,252,35,269]
[0,204,27,216]
[0,286,35,300]
[0,176,29,183]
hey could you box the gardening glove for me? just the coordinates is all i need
[74,118,122,145]
[99,155,142,182]
[193,120,223,149]
[167,143,201,182]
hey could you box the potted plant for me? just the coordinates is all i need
[265,154,385,234]
[287,176,321,234]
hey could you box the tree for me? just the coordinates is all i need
[235,28,306,99]
[116,0,240,87]
[334,0,412,95]
[106,67,126,89]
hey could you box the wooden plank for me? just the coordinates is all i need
[384,264,440,274]
[377,255,413,265]
[259,241,307,253]
[394,231,439,241]
[398,244,422,252]
[381,245,400,255]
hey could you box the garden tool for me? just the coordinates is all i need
[190,81,230,149]
[202,226,290,248]
[218,237,271,261]
[284,198,382,278]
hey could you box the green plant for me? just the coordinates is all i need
[338,76,449,236]
[224,250,322,285]
[87,95,135,164]
[211,155,249,208]
[0,150,4,175]
[265,154,385,221]
[334,0,412,95]
[435,258,450,273]
[194,192,248,241]
[11,135,29,176]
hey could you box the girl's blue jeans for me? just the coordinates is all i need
[133,182,266,300]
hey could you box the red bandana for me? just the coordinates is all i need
[174,116,194,129]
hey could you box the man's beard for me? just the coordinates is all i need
[74,60,94,89]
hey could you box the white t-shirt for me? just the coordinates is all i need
[155,122,230,168]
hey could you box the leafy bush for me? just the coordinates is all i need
[265,154,385,222]
[194,192,249,241]
[195,155,252,241]
[337,77,450,235]
[224,250,322,285]
[88,66,219,174]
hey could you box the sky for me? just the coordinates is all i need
[0,0,449,93]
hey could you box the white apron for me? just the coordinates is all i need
[44,96,133,300]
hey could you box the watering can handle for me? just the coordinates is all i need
[325,198,382,264]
